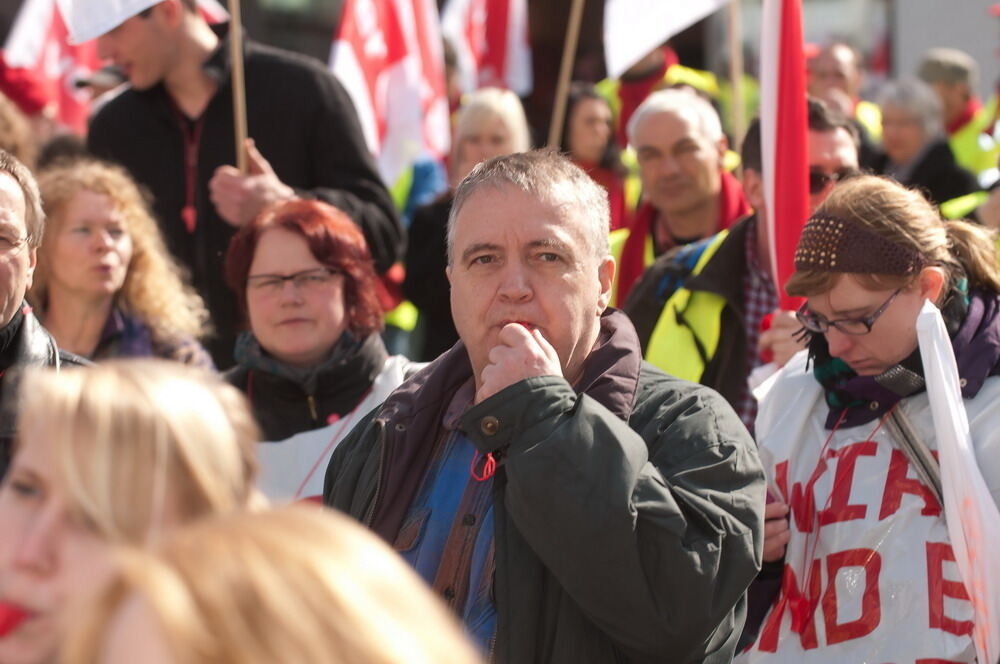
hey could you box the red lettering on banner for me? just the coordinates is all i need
[758,559,822,651]
[926,542,973,636]
[879,449,942,519]
[821,548,882,644]
[818,442,877,526]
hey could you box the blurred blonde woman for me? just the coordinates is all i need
[404,87,531,360]
[64,505,483,664]
[32,159,212,366]
[0,359,261,664]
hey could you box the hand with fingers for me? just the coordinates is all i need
[209,138,295,227]
[759,309,808,368]
[476,323,563,404]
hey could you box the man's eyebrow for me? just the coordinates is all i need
[527,238,572,253]
[460,242,503,263]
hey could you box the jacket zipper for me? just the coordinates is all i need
[307,394,318,421]
[363,420,388,526]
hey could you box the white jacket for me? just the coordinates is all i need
[743,351,1000,663]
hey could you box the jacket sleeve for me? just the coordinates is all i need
[461,375,765,661]
[302,71,404,274]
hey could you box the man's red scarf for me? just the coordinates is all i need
[946,97,982,136]
[616,171,750,304]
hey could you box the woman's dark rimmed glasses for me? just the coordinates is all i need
[795,288,903,335]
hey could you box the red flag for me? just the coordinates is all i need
[330,0,450,186]
[760,0,809,309]
[441,0,531,96]
[4,0,100,134]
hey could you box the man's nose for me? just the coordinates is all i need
[497,263,532,302]
[96,35,114,61]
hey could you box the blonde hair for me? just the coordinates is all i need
[63,506,483,664]
[787,175,1000,297]
[16,359,261,543]
[0,93,36,170]
[452,87,531,163]
[32,160,210,345]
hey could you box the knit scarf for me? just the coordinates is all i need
[808,285,1000,428]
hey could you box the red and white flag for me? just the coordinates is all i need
[760,0,809,308]
[441,0,531,97]
[330,0,450,186]
[603,0,727,80]
[4,0,100,134]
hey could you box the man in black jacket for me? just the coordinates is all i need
[325,151,764,663]
[79,0,402,367]
[0,150,87,479]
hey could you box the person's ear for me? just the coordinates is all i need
[24,246,36,291]
[742,168,765,212]
[917,265,946,304]
[597,256,615,313]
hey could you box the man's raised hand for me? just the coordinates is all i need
[476,324,563,404]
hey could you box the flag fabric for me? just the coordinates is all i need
[917,301,1000,664]
[4,0,100,134]
[603,0,727,81]
[759,0,809,309]
[441,0,531,97]
[330,0,450,187]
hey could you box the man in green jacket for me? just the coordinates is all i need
[324,150,765,663]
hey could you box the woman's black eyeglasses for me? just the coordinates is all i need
[795,288,903,335]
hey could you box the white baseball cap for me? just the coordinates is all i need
[57,0,161,45]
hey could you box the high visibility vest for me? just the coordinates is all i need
[856,100,882,143]
[940,190,989,220]
[645,231,730,381]
[950,105,1000,179]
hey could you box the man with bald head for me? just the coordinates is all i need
[615,88,750,304]
[326,150,764,663]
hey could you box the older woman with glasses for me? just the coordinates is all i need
[224,199,416,502]
[742,174,1000,662]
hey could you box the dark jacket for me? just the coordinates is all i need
[402,193,457,361]
[872,139,980,207]
[623,217,753,411]
[324,310,765,663]
[225,333,389,441]
[88,24,402,368]
[0,305,88,478]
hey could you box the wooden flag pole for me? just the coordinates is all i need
[227,0,249,173]
[547,0,586,148]
[728,0,746,154]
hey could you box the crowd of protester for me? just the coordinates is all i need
[1,0,1000,662]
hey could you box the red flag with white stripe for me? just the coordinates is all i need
[760,0,809,308]
[5,0,99,134]
[330,0,450,186]
[441,0,531,97]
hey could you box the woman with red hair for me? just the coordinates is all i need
[225,200,417,502]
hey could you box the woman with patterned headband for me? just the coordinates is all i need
[742,174,1000,663]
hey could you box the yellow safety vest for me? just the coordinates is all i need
[608,227,653,308]
[855,100,882,143]
[645,231,730,381]
[950,105,1000,178]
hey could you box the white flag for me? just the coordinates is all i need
[603,0,729,80]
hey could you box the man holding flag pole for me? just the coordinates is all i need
[66,0,401,368]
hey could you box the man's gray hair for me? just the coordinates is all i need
[878,78,944,140]
[626,87,724,147]
[919,48,978,90]
[447,150,610,263]
[0,149,44,248]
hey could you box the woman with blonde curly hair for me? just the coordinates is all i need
[62,506,481,664]
[31,159,212,366]
[0,359,262,664]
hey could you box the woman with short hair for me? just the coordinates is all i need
[32,159,212,366]
[62,506,482,664]
[0,359,261,664]
[224,199,415,501]
[745,175,1000,662]
[874,78,980,206]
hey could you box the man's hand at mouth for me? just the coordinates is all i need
[476,323,563,404]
